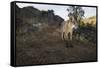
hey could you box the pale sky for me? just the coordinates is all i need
[16,3,96,20]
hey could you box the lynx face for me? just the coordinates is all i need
[72,21,78,31]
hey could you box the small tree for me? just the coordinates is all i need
[67,6,85,25]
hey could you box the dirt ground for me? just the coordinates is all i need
[16,27,97,66]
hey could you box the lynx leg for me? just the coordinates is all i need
[61,32,65,40]
[70,32,72,41]
[69,32,73,47]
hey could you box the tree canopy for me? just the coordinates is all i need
[67,6,85,23]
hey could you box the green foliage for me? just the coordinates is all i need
[74,22,96,44]
[79,20,85,27]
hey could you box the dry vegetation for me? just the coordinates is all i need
[16,23,97,65]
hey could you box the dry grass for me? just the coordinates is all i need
[16,26,97,66]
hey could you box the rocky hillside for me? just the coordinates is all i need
[15,5,64,35]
